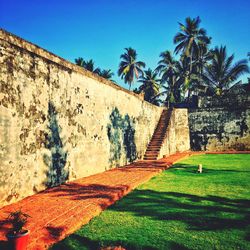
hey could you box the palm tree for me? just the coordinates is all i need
[99,69,114,80]
[203,46,249,95]
[74,58,101,74]
[191,44,213,94]
[156,51,183,105]
[75,57,85,67]
[174,16,210,58]
[156,51,177,83]
[118,47,146,90]
[83,59,101,74]
[137,68,161,104]
[173,17,210,98]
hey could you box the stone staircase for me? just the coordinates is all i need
[143,108,173,160]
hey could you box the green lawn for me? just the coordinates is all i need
[51,154,250,250]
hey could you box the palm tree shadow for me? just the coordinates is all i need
[43,182,130,210]
[107,108,137,167]
[109,189,250,232]
[43,102,69,188]
[51,232,189,250]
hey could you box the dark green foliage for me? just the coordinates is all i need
[173,17,211,100]
[75,57,100,74]
[156,51,183,104]
[43,102,68,187]
[107,108,136,166]
[203,46,249,95]
[173,16,211,56]
[137,68,161,105]
[98,69,114,80]
[118,47,146,89]
[75,57,114,80]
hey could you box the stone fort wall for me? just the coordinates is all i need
[0,29,189,207]
[189,95,250,151]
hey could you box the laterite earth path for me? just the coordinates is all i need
[0,151,248,249]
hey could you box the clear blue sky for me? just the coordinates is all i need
[1,0,249,89]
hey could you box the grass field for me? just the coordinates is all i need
[51,154,250,250]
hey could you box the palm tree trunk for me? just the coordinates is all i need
[187,49,193,101]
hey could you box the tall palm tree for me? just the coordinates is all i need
[175,56,193,100]
[191,44,213,94]
[174,16,210,58]
[137,68,161,104]
[173,17,210,98]
[99,69,114,80]
[118,47,146,90]
[156,51,183,105]
[156,51,177,82]
[203,46,249,95]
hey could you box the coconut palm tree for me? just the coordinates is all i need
[99,69,114,80]
[75,57,85,67]
[173,17,210,98]
[137,68,161,104]
[118,47,146,90]
[74,58,101,74]
[203,46,249,95]
[156,51,177,83]
[83,59,101,74]
[174,16,210,58]
[156,51,183,105]
[191,44,213,94]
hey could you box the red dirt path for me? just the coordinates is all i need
[0,151,248,249]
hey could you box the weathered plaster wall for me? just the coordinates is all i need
[174,108,190,152]
[189,107,250,151]
[159,108,190,158]
[198,93,250,109]
[0,29,167,207]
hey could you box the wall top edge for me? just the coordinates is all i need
[0,28,161,110]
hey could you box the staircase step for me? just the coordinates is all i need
[143,108,172,160]
[144,157,157,160]
[144,154,158,157]
[149,142,162,144]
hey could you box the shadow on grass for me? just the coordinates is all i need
[50,189,250,249]
[109,189,250,231]
[51,232,189,250]
[50,161,249,249]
